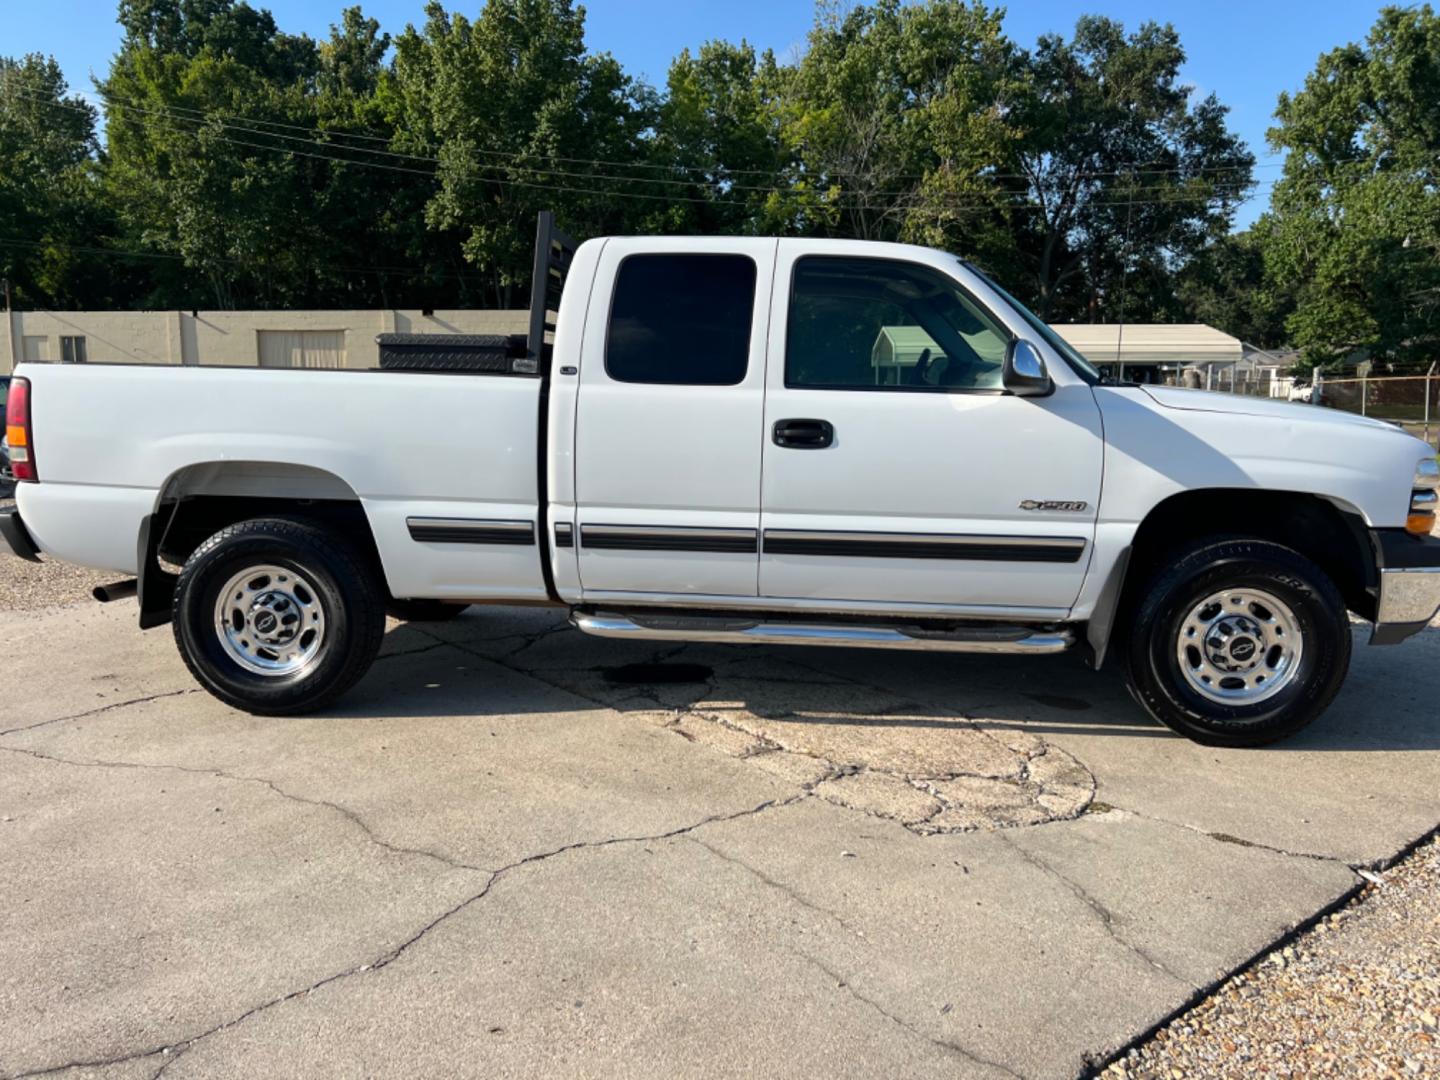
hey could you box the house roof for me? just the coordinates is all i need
[1051,323,1243,365]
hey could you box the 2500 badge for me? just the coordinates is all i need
[1019,500,1089,513]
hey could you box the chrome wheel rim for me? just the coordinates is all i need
[1174,587,1304,706]
[213,565,326,677]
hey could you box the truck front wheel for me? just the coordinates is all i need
[1122,537,1351,747]
[172,518,386,715]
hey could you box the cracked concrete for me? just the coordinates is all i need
[416,618,1098,835]
[1,602,1437,1078]
[784,623,1440,867]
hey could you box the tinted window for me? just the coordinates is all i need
[606,254,756,385]
[786,257,1011,391]
[961,259,1101,383]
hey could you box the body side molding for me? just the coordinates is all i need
[407,518,536,545]
[762,529,1086,564]
[580,524,759,554]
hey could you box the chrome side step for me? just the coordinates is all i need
[571,611,1074,655]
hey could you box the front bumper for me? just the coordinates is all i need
[1372,529,1440,645]
[1,507,41,562]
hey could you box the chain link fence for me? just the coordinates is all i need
[1156,363,1440,451]
[1309,373,1440,448]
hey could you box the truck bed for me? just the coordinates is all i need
[16,363,551,602]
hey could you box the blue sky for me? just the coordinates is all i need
[9,0,1389,229]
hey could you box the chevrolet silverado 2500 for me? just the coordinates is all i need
[4,215,1439,746]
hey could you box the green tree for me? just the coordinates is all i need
[776,0,1021,252]
[102,0,469,309]
[104,0,324,307]
[389,0,652,305]
[319,6,389,98]
[1263,5,1440,370]
[1005,16,1254,321]
[0,55,129,308]
[6,0,1278,322]
[1174,224,1294,348]
[650,41,790,235]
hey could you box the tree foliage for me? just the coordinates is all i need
[651,41,790,235]
[1006,17,1254,321]
[1174,225,1293,350]
[777,0,1021,247]
[1262,4,1440,370]
[0,56,126,307]
[389,0,651,305]
[0,0,1287,332]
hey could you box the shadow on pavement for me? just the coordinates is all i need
[324,616,1440,754]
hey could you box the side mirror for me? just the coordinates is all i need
[1003,339,1053,397]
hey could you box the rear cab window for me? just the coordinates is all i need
[605,253,757,385]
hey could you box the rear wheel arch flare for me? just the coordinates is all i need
[147,462,382,581]
[158,461,362,506]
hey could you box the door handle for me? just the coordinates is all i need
[773,418,834,449]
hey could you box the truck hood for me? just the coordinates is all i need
[1138,385,1399,433]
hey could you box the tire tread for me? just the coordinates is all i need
[172,517,386,715]
[1121,535,1351,747]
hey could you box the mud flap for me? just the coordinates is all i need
[137,513,178,629]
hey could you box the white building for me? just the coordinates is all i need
[1051,323,1246,386]
[3,309,528,375]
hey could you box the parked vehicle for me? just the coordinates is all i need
[4,215,1439,746]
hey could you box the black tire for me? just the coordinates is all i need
[1121,537,1351,747]
[385,598,470,622]
[172,517,386,715]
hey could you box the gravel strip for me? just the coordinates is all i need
[1106,835,1440,1079]
[0,497,120,612]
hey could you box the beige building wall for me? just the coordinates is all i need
[2,309,529,375]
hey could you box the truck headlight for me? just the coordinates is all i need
[1409,457,1439,536]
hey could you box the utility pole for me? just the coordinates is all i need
[1426,360,1437,447]
[2,277,14,376]
[1113,180,1136,384]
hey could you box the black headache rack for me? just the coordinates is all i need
[375,211,577,376]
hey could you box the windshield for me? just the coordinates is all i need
[958,260,1103,384]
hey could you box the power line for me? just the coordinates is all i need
[17,89,1273,214]
[158,125,1277,210]
[37,88,1274,200]
[0,236,484,284]
[15,83,1290,189]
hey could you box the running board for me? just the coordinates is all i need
[571,611,1074,654]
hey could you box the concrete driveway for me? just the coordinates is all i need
[2,601,1438,1080]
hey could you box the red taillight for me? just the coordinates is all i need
[6,376,36,482]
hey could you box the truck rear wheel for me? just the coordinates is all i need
[1122,537,1351,747]
[172,518,386,715]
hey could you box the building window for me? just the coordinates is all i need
[60,336,87,363]
[256,330,347,368]
[605,253,756,385]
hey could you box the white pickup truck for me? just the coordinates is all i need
[4,215,1439,746]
